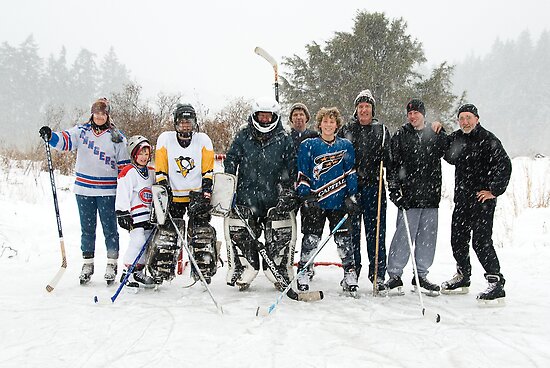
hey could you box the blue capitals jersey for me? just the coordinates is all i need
[296,136,357,210]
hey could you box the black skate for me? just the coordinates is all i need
[121,269,155,290]
[104,259,118,286]
[412,276,440,297]
[441,272,470,295]
[369,275,388,295]
[384,275,404,296]
[341,268,359,298]
[79,259,94,285]
[477,274,505,306]
[296,270,310,292]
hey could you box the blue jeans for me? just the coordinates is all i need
[351,185,387,281]
[75,195,119,259]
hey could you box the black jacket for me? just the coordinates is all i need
[444,124,512,203]
[339,118,391,188]
[224,117,296,217]
[290,128,318,155]
[388,123,447,208]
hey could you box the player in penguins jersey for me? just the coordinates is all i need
[152,103,219,284]
[295,107,360,294]
[115,135,156,288]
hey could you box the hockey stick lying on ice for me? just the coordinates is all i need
[42,136,67,293]
[94,227,157,304]
[254,46,279,102]
[232,206,323,305]
[170,214,224,315]
[403,210,441,323]
[257,214,349,317]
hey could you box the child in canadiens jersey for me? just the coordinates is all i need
[295,107,360,293]
[115,135,156,288]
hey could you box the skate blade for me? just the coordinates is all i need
[237,283,251,291]
[341,288,360,299]
[441,286,469,295]
[412,286,440,297]
[386,287,405,297]
[477,297,505,307]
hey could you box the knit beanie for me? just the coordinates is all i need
[289,102,311,123]
[406,98,426,116]
[353,89,376,117]
[457,103,479,118]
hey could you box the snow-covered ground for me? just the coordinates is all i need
[1,157,549,368]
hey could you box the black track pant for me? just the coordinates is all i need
[451,199,501,277]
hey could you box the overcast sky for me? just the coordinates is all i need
[2,0,548,112]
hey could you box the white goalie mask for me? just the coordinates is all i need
[251,97,280,133]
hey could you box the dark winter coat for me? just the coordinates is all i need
[444,123,512,203]
[224,117,296,217]
[339,118,391,188]
[388,123,447,208]
[290,128,318,155]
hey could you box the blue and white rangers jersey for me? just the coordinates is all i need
[296,136,358,210]
[49,123,130,196]
[115,165,155,225]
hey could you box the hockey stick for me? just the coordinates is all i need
[402,210,441,323]
[232,206,322,304]
[373,160,384,296]
[170,214,224,315]
[254,46,279,102]
[43,137,67,293]
[257,214,349,317]
[94,227,157,304]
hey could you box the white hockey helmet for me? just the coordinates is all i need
[251,96,280,133]
[127,135,151,163]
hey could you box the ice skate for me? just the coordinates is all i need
[384,275,405,296]
[341,268,359,298]
[477,274,506,307]
[370,276,388,295]
[79,258,94,285]
[296,270,310,292]
[104,259,118,286]
[121,269,155,289]
[441,272,470,295]
[412,275,441,297]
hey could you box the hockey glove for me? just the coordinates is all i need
[275,188,299,213]
[301,193,320,211]
[389,189,408,210]
[116,210,133,231]
[39,126,52,141]
[157,179,173,204]
[344,195,361,216]
[188,190,213,216]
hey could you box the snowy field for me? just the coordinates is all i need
[1,157,549,368]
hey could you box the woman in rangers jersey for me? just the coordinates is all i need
[39,98,130,286]
[115,135,156,288]
[295,107,361,295]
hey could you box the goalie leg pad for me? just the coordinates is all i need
[188,222,218,283]
[224,208,259,288]
[263,208,297,285]
[147,222,182,283]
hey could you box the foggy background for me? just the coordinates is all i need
[1,0,548,157]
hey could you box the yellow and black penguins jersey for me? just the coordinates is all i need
[155,131,214,203]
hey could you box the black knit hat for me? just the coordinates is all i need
[353,89,376,117]
[457,104,479,118]
[406,98,425,116]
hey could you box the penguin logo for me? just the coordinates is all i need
[175,156,195,177]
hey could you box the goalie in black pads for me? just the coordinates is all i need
[150,103,219,284]
[223,97,298,291]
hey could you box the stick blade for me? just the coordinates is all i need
[422,308,441,323]
[254,46,278,69]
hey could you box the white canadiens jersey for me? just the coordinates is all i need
[49,123,130,196]
[115,164,155,225]
[155,131,214,203]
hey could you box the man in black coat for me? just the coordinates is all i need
[442,104,512,303]
[386,99,447,296]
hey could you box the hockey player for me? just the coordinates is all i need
[289,102,318,154]
[442,104,512,303]
[385,99,447,296]
[152,103,218,284]
[115,135,156,288]
[39,98,130,285]
[295,107,360,295]
[224,97,298,291]
[339,89,391,290]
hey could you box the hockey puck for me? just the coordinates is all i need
[93,295,99,304]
